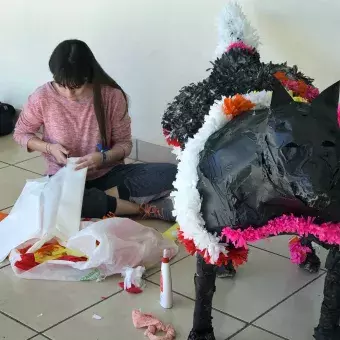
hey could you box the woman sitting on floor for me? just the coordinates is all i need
[14,39,176,221]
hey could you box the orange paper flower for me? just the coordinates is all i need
[274,71,311,100]
[0,212,8,222]
[296,80,308,98]
[274,71,288,82]
[223,94,255,117]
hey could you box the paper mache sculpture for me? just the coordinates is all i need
[162,2,340,339]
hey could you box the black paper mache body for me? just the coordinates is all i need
[162,48,315,147]
[197,81,340,236]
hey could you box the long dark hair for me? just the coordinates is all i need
[49,39,128,148]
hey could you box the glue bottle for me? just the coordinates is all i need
[160,249,173,309]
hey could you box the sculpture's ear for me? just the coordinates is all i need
[312,81,340,110]
[270,78,294,109]
[311,81,340,126]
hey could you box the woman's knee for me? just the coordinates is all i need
[105,186,119,197]
[162,163,177,179]
[82,188,117,218]
[160,163,177,188]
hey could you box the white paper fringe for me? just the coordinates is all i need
[171,146,182,160]
[215,1,260,59]
[172,91,272,263]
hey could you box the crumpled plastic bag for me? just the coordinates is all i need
[0,158,86,263]
[0,158,178,281]
[197,80,340,235]
[9,217,178,281]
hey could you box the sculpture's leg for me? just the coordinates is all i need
[188,254,217,340]
[314,248,340,340]
[299,238,321,274]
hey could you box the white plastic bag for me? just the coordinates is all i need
[0,158,87,262]
[9,217,178,281]
[0,157,178,281]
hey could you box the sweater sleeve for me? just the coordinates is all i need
[110,90,132,157]
[13,91,44,150]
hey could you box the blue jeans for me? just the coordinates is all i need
[82,162,177,218]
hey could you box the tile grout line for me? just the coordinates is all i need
[249,244,292,260]
[0,248,184,336]
[227,323,290,340]
[249,271,326,326]
[27,334,52,340]
[7,158,140,178]
[0,310,39,334]
[0,155,41,167]
[249,245,326,272]
[148,268,325,339]
[0,264,10,270]
[36,289,124,335]
[0,145,325,340]
[147,254,327,323]
[9,158,140,177]
[145,254,190,278]
[225,324,250,340]
[0,259,325,340]
[148,276,311,340]
[0,161,14,166]
[145,279,249,325]
[252,324,291,340]
[14,155,41,165]
[13,164,44,177]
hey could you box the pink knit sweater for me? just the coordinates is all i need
[14,82,132,180]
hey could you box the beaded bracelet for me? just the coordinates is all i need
[45,143,52,155]
[97,143,109,164]
[101,151,107,164]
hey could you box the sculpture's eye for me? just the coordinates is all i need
[282,142,299,160]
[322,141,335,147]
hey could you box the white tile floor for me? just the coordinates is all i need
[0,135,328,340]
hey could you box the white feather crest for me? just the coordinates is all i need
[172,91,271,263]
[215,1,260,59]
[171,146,182,160]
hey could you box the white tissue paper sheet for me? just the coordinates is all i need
[0,158,87,261]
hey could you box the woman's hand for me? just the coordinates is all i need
[49,143,69,165]
[75,152,103,171]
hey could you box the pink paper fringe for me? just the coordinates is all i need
[284,79,319,101]
[226,42,255,54]
[221,215,340,250]
[226,42,319,102]
[337,105,340,126]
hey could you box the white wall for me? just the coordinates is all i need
[240,0,340,90]
[1,0,340,145]
[0,0,226,145]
